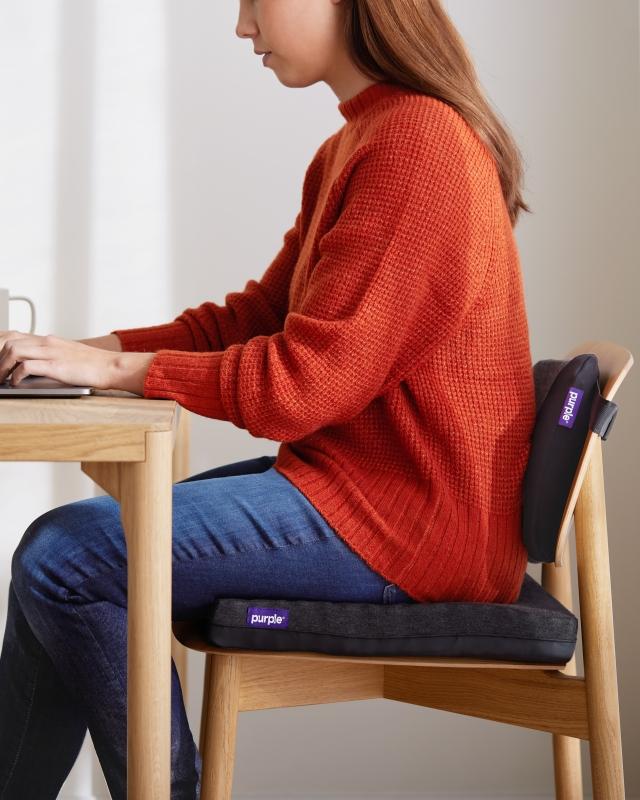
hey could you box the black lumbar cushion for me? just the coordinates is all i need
[522,354,618,563]
[204,572,578,664]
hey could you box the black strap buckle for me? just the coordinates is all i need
[590,394,619,441]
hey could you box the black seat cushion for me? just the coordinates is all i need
[204,572,578,664]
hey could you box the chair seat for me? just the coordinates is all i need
[198,573,578,665]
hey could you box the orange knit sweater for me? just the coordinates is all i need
[112,80,536,603]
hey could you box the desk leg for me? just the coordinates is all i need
[171,409,191,708]
[119,430,173,799]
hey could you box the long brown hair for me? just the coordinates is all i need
[342,0,531,227]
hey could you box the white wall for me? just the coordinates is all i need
[0,0,638,797]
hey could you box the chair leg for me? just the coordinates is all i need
[574,439,625,799]
[199,653,213,754]
[172,634,189,708]
[199,653,241,800]
[542,560,584,799]
[552,736,584,799]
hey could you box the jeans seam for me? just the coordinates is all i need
[66,530,341,598]
[0,648,41,798]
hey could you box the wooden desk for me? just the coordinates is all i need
[0,389,191,798]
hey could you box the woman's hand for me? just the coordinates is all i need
[0,330,155,395]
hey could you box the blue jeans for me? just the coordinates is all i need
[0,454,412,799]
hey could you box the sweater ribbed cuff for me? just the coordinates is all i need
[142,349,228,419]
[110,320,196,354]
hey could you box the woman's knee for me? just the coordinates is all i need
[11,495,124,604]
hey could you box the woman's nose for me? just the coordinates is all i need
[235,4,258,40]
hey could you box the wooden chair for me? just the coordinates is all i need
[173,339,633,800]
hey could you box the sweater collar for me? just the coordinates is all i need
[337,80,407,122]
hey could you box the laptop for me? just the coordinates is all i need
[0,375,93,397]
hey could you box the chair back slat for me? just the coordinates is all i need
[553,340,633,565]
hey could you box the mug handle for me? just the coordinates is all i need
[9,295,36,334]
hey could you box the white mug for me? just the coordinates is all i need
[0,288,36,334]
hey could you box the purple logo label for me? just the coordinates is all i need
[558,386,584,429]
[246,606,289,629]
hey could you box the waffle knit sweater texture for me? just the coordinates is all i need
[112,80,536,603]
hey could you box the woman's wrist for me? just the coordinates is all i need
[110,352,156,396]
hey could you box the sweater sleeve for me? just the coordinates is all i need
[110,212,301,353]
[140,124,495,439]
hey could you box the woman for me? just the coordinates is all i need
[0,0,536,796]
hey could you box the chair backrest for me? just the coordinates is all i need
[523,340,633,567]
[553,340,633,566]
